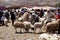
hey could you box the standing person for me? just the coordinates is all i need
[0,10,4,24]
[35,15,39,22]
[40,8,44,17]
[56,9,60,34]
[1,14,8,27]
[5,10,10,22]
[30,11,39,24]
[55,9,60,19]
[1,14,5,25]
[10,9,16,26]
[44,11,53,24]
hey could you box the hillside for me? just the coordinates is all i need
[0,0,60,6]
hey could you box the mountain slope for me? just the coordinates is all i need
[0,0,60,6]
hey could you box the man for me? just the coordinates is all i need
[55,9,60,19]
[10,9,16,26]
[1,14,5,25]
[5,10,10,22]
[44,11,53,24]
[56,8,60,34]
[30,11,39,24]
[0,10,4,25]
[40,8,44,17]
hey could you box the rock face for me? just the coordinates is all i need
[0,0,60,6]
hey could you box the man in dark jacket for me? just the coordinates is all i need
[10,10,16,26]
[0,10,4,24]
[5,10,10,21]
[40,8,44,17]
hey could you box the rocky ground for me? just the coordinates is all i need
[0,22,60,40]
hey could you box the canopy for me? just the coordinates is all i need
[30,6,56,10]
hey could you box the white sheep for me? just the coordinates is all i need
[13,21,25,33]
[39,33,58,40]
[39,17,45,22]
[18,17,23,22]
[34,22,43,33]
[39,33,51,40]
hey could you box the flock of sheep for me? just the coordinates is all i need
[12,11,60,34]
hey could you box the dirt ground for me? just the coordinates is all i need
[0,22,60,40]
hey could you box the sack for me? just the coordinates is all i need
[1,16,5,21]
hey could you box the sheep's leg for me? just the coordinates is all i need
[31,27,34,33]
[28,28,29,33]
[31,27,34,31]
[26,28,29,33]
[34,28,36,33]
[15,28,18,33]
[20,28,22,33]
[39,28,41,33]
[5,22,8,27]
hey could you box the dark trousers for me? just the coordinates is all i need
[12,20,15,26]
[2,21,4,25]
[0,20,2,24]
[0,17,2,24]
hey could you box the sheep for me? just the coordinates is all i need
[44,19,60,33]
[39,33,51,40]
[23,21,34,32]
[18,12,22,18]
[18,12,29,22]
[42,18,56,33]
[43,18,56,24]
[13,21,34,33]
[39,17,45,22]
[39,33,58,40]
[18,17,23,22]
[39,17,46,25]
[13,21,25,33]
[34,22,43,33]
[49,34,58,40]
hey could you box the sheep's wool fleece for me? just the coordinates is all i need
[39,33,58,40]
[18,18,22,21]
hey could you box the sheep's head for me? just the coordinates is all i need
[57,19,60,23]
[18,18,23,22]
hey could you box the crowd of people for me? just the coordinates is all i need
[0,8,59,25]
[0,9,16,26]
[0,7,60,33]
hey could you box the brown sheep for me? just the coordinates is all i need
[18,12,29,22]
[13,22,25,33]
[23,21,34,32]
[44,19,60,33]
